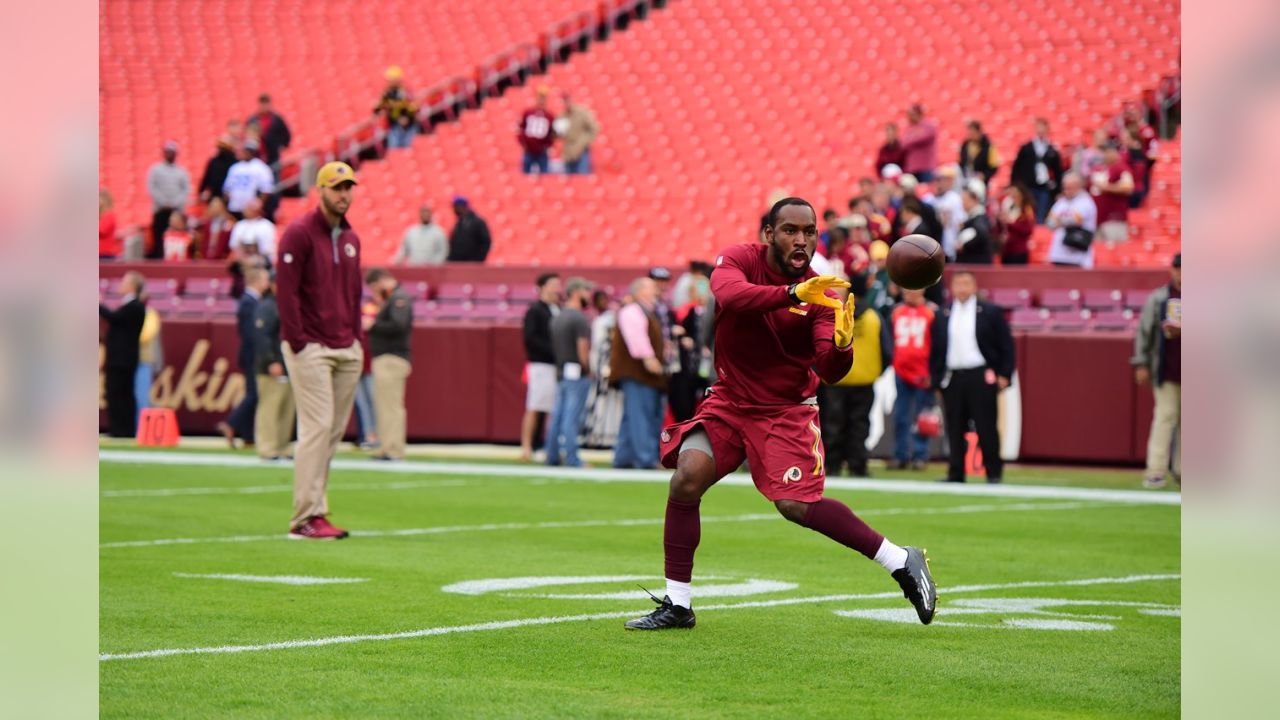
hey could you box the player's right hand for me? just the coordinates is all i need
[834,296,856,348]
[791,275,849,310]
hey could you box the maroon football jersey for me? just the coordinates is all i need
[709,243,852,406]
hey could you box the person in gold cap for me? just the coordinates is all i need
[275,161,363,539]
[375,66,418,149]
[517,85,556,174]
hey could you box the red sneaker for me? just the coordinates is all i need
[288,516,350,540]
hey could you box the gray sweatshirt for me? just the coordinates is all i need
[147,161,191,210]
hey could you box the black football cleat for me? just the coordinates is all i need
[624,592,696,631]
[891,547,937,625]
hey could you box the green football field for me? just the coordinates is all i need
[99,450,1180,719]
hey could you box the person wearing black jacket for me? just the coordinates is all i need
[198,136,238,204]
[955,183,995,264]
[252,277,295,460]
[520,273,562,461]
[1011,118,1064,223]
[246,94,292,169]
[446,196,492,262]
[218,267,269,448]
[929,271,1015,483]
[99,272,147,438]
[958,120,999,184]
[365,268,415,461]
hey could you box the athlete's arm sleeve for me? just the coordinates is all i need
[275,225,307,353]
[710,250,792,313]
[811,302,853,384]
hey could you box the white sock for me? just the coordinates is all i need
[665,579,692,609]
[874,539,909,573]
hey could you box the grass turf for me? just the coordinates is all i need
[100,455,1180,718]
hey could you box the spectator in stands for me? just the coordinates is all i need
[901,103,939,182]
[558,92,600,174]
[375,66,419,150]
[1046,172,1099,268]
[194,196,235,260]
[146,141,191,260]
[866,240,896,317]
[1120,102,1158,205]
[930,271,1015,484]
[100,271,147,437]
[99,189,120,259]
[895,180,943,242]
[927,164,965,259]
[134,304,163,426]
[246,93,291,169]
[162,210,192,262]
[364,268,415,461]
[1011,118,1064,223]
[446,196,492,262]
[890,288,936,470]
[521,273,562,462]
[996,184,1036,265]
[1120,127,1151,209]
[198,135,237,203]
[671,260,711,308]
[821,272,892,477]
[517,85,556,174]
[229,198,276,262]
[610,277,667,469]
[216,267,269,448]
[223,139,275,219]
[1074,128,1109,182]
[648,266,677,376]
[393,205,448,265]
[354,303,379,452]
[546,277,595,467]
[955,181,995,264]
[1091,141,1135,246]
[958,120,999,185]
[253,272,295,461]
[1132,253,1181,488]
[875,122,907,176]
[847,197,892,244]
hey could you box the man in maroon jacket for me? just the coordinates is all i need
[517,86,556,174]
[625,198,937,631]
[276,161,363,540]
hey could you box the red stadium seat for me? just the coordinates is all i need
[1039,289,1082,311]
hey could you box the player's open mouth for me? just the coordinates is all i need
[788,251,808,269]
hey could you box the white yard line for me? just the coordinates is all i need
[99,573,1179,662]
[103,479,467,498]
[99,450,1180,506]
[98,502,1099,550]
[172,573,369,586]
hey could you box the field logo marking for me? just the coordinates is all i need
[835,597,1181,631]
[99,573,1179,662]
[441,575,797,601]
[173,573,370,586]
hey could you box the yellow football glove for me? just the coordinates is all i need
[834,296,856,349]
[789,275,849,310]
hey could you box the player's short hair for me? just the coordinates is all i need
[951,270,977,283]
[535,272,560,289]
[766,197,815,228]
[365,267,392,285]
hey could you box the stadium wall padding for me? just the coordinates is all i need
[100,319,1153,464]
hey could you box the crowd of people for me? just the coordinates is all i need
[862,101,1162,269]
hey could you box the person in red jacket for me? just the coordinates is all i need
[875,122,907,176]
[624,197,936,632]
[98,190,120,259]
[517,85,556,174]
[275,161,363,540]
[997,184,1036,265]
[890,289,936,469]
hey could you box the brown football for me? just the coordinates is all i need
[886,234,945,290]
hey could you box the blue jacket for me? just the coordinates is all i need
[235,291,261,373]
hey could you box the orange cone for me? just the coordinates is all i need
[136,408,180,447]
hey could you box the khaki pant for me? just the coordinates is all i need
[372,354,412,459]
[1146,381,1181,478]
[282,341,362,529]
[254,373,296,459]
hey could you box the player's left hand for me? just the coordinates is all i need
[834,296,855,349]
